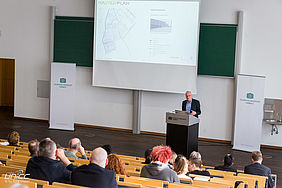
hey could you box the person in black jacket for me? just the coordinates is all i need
[71,147,118,188]
[25,138,75,184]
[182,91,201,118]
[244,151,274,188]
[188,158,210,176]
[28,139,39,157]
[215,154,237,172]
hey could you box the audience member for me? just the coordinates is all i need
[106,153,128,176]
[65,138,87,160]
[173,155,191,179]
[71,147,118,188]
[8,131,20,146]
[215,154,237,172]
[28,139,39,157]
[189,151,201,160]
[188,158,210,176]
[102,144,112,155]
[140,145,180,183]
[143,148,152,164]
[168,150,177,169]
[25,138,75,184]
[244,151,274,188]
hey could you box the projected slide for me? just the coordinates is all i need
[95,0,199,66]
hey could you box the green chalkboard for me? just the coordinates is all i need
[53,16,94,67]
[198,23,237,77]
[53,18,237,76]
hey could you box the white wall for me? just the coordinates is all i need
[200,0,282,146]
[141,77,235,142]
[1,0,282,146]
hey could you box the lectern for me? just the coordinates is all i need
[166,111,199,158]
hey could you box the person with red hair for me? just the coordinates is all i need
[106,153,128,176]
[140,145,179,183]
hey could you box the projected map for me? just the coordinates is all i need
[102,8,136,54]
[95,0,199,66]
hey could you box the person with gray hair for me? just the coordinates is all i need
[25,138,76,184]
[65,138,87,160]
[189,151,201,160]
[182,91,201,117]
[71,147,118,188]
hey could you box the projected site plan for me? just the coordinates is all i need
[95,0,199,66]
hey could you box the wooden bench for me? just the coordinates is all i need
[207,169,236,177]
[52,182,87,187]
[192,180,233,188]
[0,164,25,176]
[210,177,248,188]
[119,176,169,187]
[0,177,36,188]
[237,173,267,188]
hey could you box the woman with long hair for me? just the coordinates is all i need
[106,153,128,176]
[173,154,191,179]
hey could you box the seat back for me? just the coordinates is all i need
[52,182,87,187]
[192,179,233,188]
[207,169,236,177]
[237,173,267,188]
[211,177,248,188]
[0,177,37,188]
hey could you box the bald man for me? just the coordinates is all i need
[65,138,87,160]
[71,147,118,188]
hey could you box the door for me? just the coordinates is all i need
[0,58,15,107]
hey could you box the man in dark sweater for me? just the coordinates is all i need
[188,158,210,176]
[25,138,75,184]
[215,154,237,172]
[244,151,274,188]
[71,147,118,188]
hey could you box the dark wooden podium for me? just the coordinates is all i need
[166,111,199,158]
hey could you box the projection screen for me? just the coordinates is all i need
[93,0,200,94]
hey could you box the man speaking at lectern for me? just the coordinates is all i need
[182,91,201,118]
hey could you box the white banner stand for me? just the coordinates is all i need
[49,63,76,131]
[233,74,265,152]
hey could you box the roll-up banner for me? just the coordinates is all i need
[49,63,76,131]
[233,74,265,152]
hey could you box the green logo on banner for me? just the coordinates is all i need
[246,93,254,99]
[60,78,66,83]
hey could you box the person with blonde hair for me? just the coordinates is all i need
[106,153,128,176]
[173,155,191,179]
[168,150,177,169]
[8,131,20,146]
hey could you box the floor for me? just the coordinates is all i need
[0,107,281,187]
